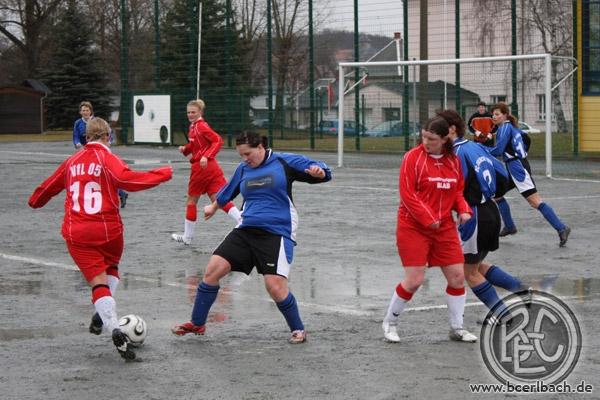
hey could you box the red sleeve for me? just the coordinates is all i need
[181,142,192,157]
[453,158,472,215]
[190,121,223,163]
[104,154,172,192]
[399,151,438,228]
[28,162,67,208]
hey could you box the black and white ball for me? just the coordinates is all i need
[118,314,147,346]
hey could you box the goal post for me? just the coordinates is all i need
[337,54,576,178]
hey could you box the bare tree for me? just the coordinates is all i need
[0,0,64,78]
[469,0,573,132]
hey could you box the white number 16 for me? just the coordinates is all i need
[69,181,102,214]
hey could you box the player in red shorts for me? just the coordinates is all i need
[381,116,478,344]
[28,118,172,360]
[171,99,241,245]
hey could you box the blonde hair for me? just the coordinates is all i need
[86,117,110,142]
[79,101,93,113]
[187,99,205,113]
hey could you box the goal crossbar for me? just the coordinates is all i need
[337,53,559,176]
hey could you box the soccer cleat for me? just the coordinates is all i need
[171,233,191,245]
[289,330,307,344]
[119,192,128,209]
[171,321,206,336]
[558,226,571,247]
[499,226,518,237]
[449,328,478,343]
[382,321,401,343]
[112,328,136,360]
[89,312,103,335]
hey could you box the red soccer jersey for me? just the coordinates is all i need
[181,118,223,164]
[398,144,471,228]
[28,142,172,245]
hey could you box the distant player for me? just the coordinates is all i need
[438,109,526,317]
[467,101,496,146]
[73,101,129,208]
[29,117,172,360]
[171,99,241,246]
[488,102,571,247]
[172,131,332,344]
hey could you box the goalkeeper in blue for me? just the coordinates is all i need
[437,109,526,318]
[171,131,332,344]
[489,102,570,247]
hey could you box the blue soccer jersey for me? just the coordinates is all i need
[454,138,509,204]
[216,149,332,242]
[489,121,528,161]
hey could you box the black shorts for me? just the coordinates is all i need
[213,228,294,278]
[460,200,501,264]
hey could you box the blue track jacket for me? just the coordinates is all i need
[216,149,332,243]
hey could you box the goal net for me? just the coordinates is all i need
[336,54,578,179]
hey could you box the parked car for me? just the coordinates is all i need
[365,120,420,137]
[319,119,366,136]
[519,122,541,134]
[251,118,270,129]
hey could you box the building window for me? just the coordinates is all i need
[491,95,507,104]
[583,0,600,95]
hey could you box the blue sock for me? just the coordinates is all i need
[276,292,304,332]
[537,202,566,232]
[472,281,505,312]
[485,265,522,292]
[496,198,516,230]
[191,282,220,326]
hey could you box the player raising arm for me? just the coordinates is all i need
[488,102,570,247]
[29,117,172,361]
[172,131,331,344]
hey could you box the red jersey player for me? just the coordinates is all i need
[171,99,241,246]
[28,118,172,360]
[382,116,478,344]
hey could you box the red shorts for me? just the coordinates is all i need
[66,236,124,282]
[188,159,227,197]
[396,218,464,267]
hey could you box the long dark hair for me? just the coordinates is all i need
[423,116,454,154]
[235,130,269,148]
[436,109,466,138]
[491,102,518,127]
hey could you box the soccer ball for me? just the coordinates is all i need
[118,314,147,346]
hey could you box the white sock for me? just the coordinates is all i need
[383,292,408,324]
[94,296,120,332]
[184,219,196,240]
[227,207,242,224]
[107,275,119,296]
[446,292,466,330]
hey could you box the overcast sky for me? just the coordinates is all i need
[323,0,404,37]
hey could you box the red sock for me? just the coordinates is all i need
[396,283,414,301]
[186,204,197,221]
[91,284,111,303]
[446,285,466,296]
[106,266,120,279]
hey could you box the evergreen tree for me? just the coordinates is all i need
[160,0,254,135]
[42,0,112,129]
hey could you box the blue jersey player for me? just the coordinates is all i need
[437,109,526,319]
[489,102,570,247]
[172,131,332,343]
